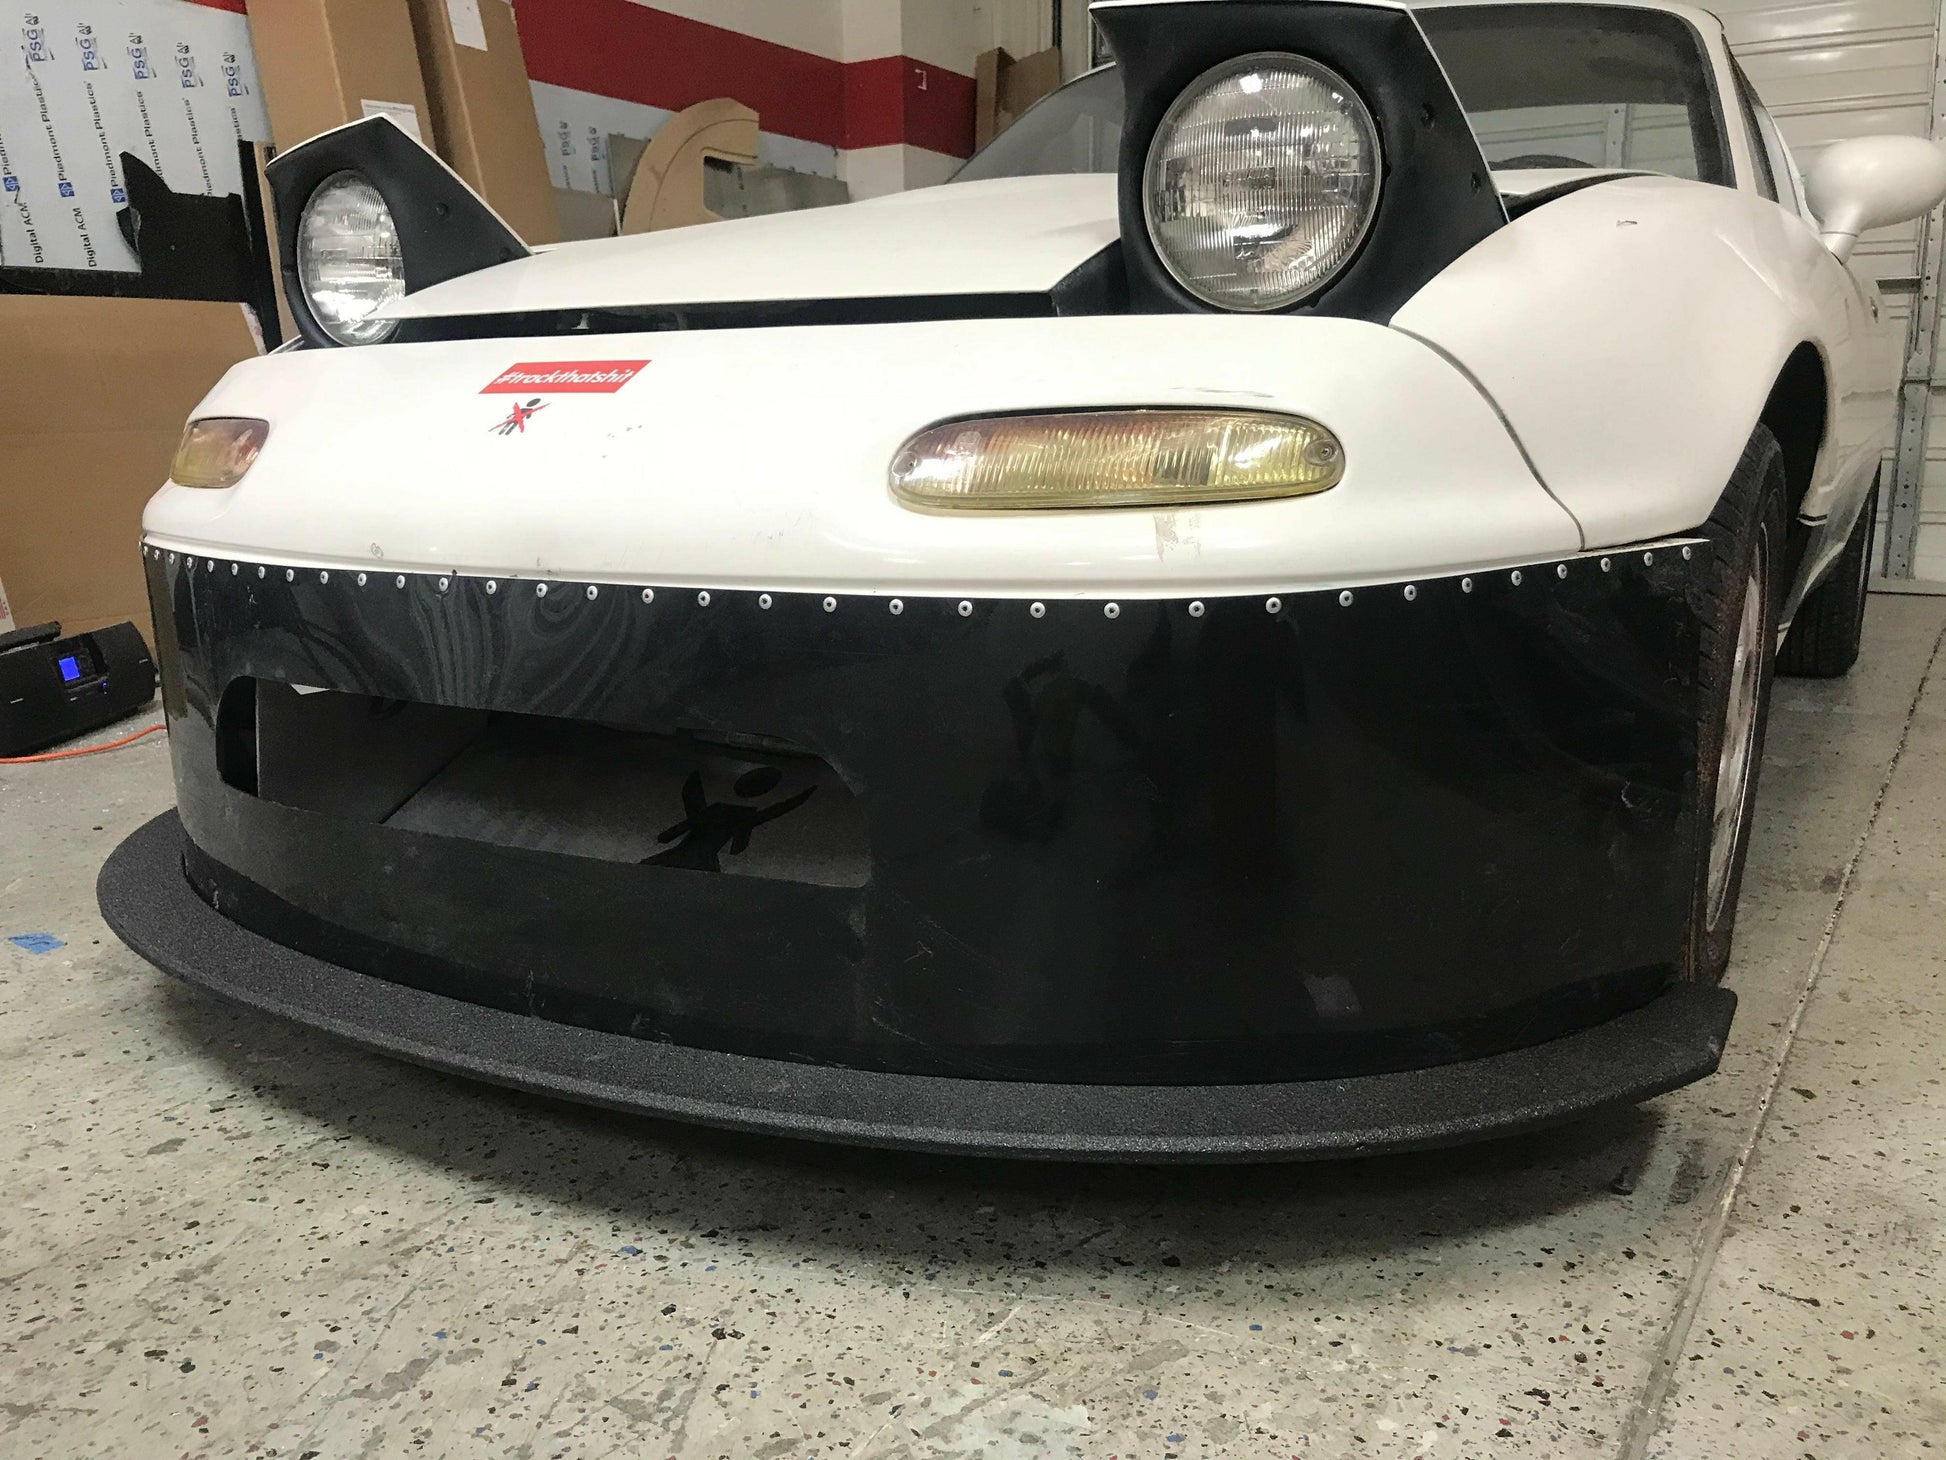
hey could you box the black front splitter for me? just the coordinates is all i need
[102,811,1736,1162]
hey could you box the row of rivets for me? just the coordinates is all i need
[150,549,1700,611]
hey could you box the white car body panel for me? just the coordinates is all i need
[377,175,1121,319]
[147,0,1919,622]
[1392,173,1894,546]
[142,316,1580,597]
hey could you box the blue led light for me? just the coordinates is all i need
[57,655,81,683]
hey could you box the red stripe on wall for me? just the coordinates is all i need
[517,0,845,147]
[902,59,977,159]
[516,0,974,157]
[190,0,974,157]
[841,56,905,150]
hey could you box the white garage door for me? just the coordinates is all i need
[1722,0,1946,579]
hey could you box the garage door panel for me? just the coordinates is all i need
[1721,0,1934,48]
[1721,0,1940,578]
[1736,40,1934,109]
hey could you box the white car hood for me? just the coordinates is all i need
[379,173,1121,321]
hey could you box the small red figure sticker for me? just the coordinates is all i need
[491,398,548,435]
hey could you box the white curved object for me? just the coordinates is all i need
[1391,173,1889,546]
[1804,134,1946,262]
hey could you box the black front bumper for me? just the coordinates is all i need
[103,809,1734,1159]
[105,544,1734,1156]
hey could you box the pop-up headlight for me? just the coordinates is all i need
[1144,54,1381,311]
[295,171,404,344]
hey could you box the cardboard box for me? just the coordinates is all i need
[405,0,560,243]
[246,0,433,153]
[975,45,1065,152]
[0,298,259,636]
[554,187,620,242]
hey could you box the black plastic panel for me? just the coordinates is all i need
[101,808,1738,1161]
[142,546,1705,1086]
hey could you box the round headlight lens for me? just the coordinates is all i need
[296,172,404,344]
[1144,53,1380,311]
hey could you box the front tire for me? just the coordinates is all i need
[1777,479,1876,678]
[1681,426,1787,983]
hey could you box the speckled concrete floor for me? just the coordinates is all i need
[2,597,1941,1460]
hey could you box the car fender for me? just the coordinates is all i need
[1391,175,1893,547]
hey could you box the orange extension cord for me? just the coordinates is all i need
[0,723,166,764]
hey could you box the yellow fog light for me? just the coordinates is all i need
[889,409,1343,510]
[170,417,269,489]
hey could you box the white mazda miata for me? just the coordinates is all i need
[102,0,1946,1159]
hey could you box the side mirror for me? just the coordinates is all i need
[1804,134,1946,262]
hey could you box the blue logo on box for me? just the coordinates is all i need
[3,176,17,193]
[58,181,74,197]
[110,186,125,203]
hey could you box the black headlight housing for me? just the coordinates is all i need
[1092,0,1506,320]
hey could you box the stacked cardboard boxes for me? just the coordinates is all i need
[4,0,559,634]
[0,299,259,635]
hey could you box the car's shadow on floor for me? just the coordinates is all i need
[156,978,1668,1275]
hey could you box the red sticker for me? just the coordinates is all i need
[481,360,649,394]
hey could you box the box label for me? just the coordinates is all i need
[360,99,423,143]
[446,0,488,51]
[481,361,649,394]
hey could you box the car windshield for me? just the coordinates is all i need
[1416,5,1729,184]
[953,67,1125,182]
[953,4,1730,188]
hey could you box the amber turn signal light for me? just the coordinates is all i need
[170,417,269,489]
[890,409,1344,510]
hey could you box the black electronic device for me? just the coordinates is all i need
[0,620,157,757]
